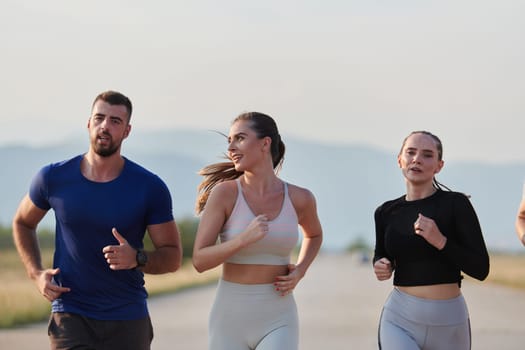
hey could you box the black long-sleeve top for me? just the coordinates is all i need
[373,190,490,287]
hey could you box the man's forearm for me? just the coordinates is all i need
[13,224,44,279]
[142,245,182,274]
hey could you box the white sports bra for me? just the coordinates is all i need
[220,179,299,265]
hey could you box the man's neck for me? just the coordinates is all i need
[81,150,125,182]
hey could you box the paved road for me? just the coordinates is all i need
[2,253,525,349]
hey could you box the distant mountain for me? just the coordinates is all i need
[2,129,524,252]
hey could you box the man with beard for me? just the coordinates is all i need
[12,90,182,350]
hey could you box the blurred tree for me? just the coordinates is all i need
[2,217,200,259]
[143,216,199,260]
[0,224,54,250]
[345,236,371,253]
[345,236,372,264]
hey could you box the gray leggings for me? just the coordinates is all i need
[209,279,299,350]
[379,288,471,350]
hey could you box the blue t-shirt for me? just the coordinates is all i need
[29,155,174,320]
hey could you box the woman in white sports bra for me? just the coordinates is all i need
[193,112,323,350]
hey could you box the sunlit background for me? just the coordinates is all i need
[1,0,524,163]
[1,4,525,347]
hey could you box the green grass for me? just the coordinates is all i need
[0,248,219,328]
[2,223,524,328]
[0,218,211,328]
[0,249,53,327]
[483,252,525,289]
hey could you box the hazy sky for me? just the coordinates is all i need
[2,0,524,163]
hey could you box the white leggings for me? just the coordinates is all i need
[379,288,471,350]
[208,279,299,350]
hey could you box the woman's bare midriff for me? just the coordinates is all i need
[222,262,289,284]
[397,283,461,300]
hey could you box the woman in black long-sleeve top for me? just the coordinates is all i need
[373,130,489,350]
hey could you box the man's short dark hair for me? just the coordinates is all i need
[92,90,133,121]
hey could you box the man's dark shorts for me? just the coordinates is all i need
[48,312,153,350]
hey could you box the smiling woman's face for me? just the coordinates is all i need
[227,119,268,172]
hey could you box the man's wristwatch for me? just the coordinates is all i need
[136,248,148,268]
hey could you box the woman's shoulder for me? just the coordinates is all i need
[376,195,405,212]
[287,182,315,199]
[210,179,239,198]
[286,182,316,210]
[437,190,474,210]
[202,180,239,215]
[437,189,471,201]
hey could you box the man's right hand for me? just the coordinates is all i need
[36,268,70,302]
